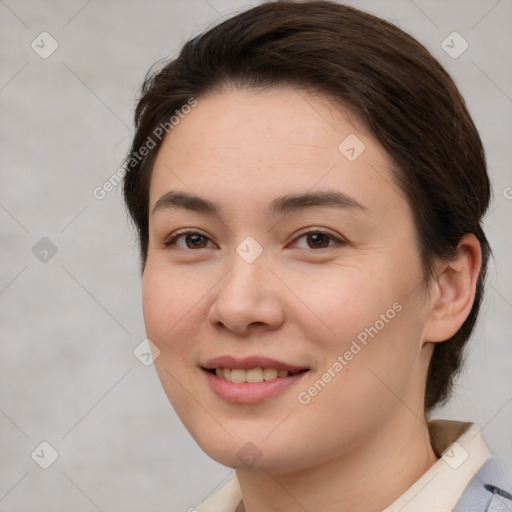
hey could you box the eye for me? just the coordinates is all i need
[290,229,346,250]
[164,228,346,251]
[164,230,215,249]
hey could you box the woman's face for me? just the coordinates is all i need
[142,86,435,473]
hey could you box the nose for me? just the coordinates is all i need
[207,250,286,337]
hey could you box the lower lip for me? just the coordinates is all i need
[203,369,309,404]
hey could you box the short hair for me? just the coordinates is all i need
[122,0,491,411]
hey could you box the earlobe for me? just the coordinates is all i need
[423,234,482,343]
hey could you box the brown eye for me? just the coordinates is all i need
[184,234,208,249]
[165,231,214,249]
[293,230,345,250]
[306,232,330,248]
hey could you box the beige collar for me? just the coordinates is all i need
[382,419,490,512]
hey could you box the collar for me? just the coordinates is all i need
[382,419,491,511]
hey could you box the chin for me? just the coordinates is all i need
[192,433,312,475]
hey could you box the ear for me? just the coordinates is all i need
[423,234,482,343]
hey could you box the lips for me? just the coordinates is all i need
[201,355,310,399]
[202,355,309,373]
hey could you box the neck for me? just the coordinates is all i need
[235,413,439,512]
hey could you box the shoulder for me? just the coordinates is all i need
[454,455,512,511]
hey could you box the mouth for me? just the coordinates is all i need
[204,367,309,383]
[200,355,310,403]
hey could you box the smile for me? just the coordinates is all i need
[201,355,310,403]
[210,367,306,383]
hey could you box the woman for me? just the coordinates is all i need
[122,1,511,510]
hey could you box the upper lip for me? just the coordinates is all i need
[202,355,309,372]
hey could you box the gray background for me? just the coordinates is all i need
[0,1,511,511]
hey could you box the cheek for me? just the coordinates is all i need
[294,264,422,399]
[142,264,203,356]
[291,264,401,353]
[142,274,170,349]
[142,265,206,422]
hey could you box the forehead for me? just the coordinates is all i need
[155,86,370,162]
[148,86,404,219]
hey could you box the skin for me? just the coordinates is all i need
[142,85,482,512]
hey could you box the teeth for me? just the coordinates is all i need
[263,368,278,381]
[246,368,264,383]
[213,367,296,383]
[231,369,246,383]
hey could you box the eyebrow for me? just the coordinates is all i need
[151,189,367,217]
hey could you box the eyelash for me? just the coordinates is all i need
[164,228,346,251]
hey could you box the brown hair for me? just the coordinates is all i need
[122,0,491,411]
